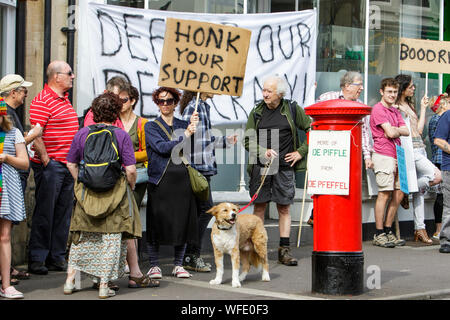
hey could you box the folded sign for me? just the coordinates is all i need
[159,18,251,96]
[399,38,450,74]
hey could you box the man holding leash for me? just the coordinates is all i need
[244,75,311,266]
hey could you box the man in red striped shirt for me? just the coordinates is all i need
[28,61,79,275]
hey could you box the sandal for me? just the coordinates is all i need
[0,276,19,286]
[92,281,119,291]
[128,275,160,288]
[11,267,30,280]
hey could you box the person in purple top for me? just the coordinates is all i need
[63,92,151,299]
[370,78,409,248]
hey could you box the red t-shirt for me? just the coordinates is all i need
[29,84,79,164]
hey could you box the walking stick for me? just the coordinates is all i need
[297,170,308,247]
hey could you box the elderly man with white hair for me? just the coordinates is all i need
[244,75,311,266]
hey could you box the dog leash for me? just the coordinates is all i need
[238,159,273,213]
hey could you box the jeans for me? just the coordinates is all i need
[441,171,450,247]
[185,176,213,256]
[28,160,74,263]
[412,148,436,230]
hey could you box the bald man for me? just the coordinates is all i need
[28,61,79,275]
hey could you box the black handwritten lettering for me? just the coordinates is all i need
[103,69,130,86]
[123,14,148,61]
[149,18,164,64]
[211,75,221,90]
[297,23,311,57]
[199,53,209,66]
[211,54,224,71]
[426,49,436,62]
[161,64,171,81]
[98,10,122,56]
[136,71,154,117]
[439,49,447,64]
[209,98,231,120]
[226,32,240,54]
[278,25,294,60]
[221,76,230,92]
[206,27,223,49]
[232,76,243,94]
[176,48,188,62]
[257,25,274,63]
[186,51,197,64]
[175,22,191,42]
[173,68,185,84]
[185,70,198,87]
[284,74,297,98]
[193,27,205,46]
[198,72,210,89]
[400,43,409,60]
[417,48,425,61]
[409,48,416,59]
[230,96,248,120]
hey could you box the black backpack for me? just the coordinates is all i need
[78,124,122,192]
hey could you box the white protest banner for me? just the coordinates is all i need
[77,2,316,125]
[307,130,351,196]
[159,18,251,96]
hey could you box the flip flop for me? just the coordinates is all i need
[0,276,20,286]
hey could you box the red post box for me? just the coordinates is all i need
[305,99,371,295]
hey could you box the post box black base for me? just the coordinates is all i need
[312,251,364,295]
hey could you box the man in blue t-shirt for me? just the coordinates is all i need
[433,107,450,253]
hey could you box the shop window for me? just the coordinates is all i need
[315,0,366,100]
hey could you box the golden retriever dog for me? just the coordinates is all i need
[207,202,270,288]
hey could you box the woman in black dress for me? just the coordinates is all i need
[145,87,199,279]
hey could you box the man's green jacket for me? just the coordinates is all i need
[244,98,311,174]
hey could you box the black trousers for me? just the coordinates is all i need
[28,160,74,263]
[185,176,213,256]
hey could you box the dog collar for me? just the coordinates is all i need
[217,225,233,230]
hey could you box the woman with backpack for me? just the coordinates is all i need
[64,92,144,299]
[0,98,29,299]
[145,87,199,279]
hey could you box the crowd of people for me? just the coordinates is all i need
[0,61,449,299]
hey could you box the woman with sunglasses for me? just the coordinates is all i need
[144,87,199,279]
[395,74,442,244]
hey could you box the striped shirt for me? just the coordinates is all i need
[29,84,79,164]
[316,90,373,160]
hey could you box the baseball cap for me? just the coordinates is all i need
[0,74,33,93]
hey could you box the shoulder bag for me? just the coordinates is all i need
[153,119,209,201]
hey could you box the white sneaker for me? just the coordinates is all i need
[172,266,192,278]
[147,266,162,279]
[0,286,24,299]
[433,232,440,240]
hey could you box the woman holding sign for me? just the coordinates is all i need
[395,74,441,244]
[144,87,199,279]
[179,91,237,273]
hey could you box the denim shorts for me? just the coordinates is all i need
[249,165,295,205]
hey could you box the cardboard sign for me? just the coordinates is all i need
[158,18,251,96]
[396,145,409,194]
[307,130,351,196]
[399,38,450,74]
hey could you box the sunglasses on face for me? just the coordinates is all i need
[120,97,130,103]
[156,98,175,106]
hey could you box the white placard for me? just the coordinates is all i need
[77,3,317,125]
[307,130,351,195]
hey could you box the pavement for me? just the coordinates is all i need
[7,222,450,302]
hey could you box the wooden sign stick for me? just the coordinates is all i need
[194,92,200,114]
[297,170,308,248]
[425,72,428,97]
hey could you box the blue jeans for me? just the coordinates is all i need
[28,160,74,263]
[441,171,450,247]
